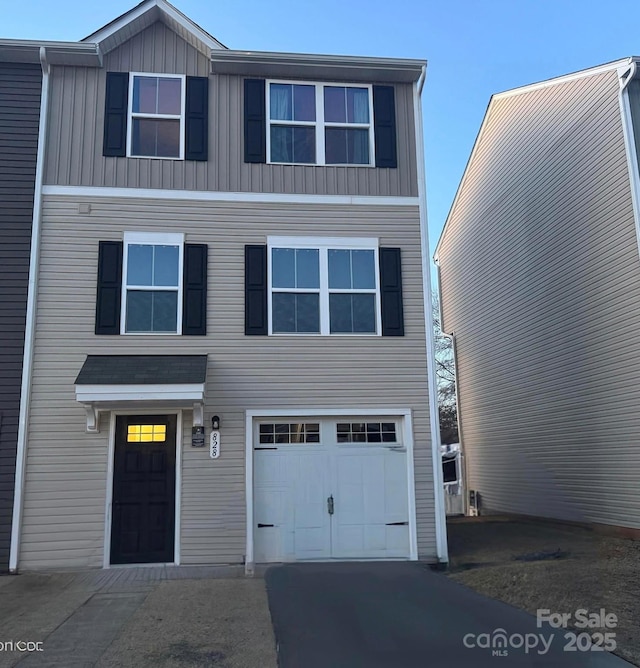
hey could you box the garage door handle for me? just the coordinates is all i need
[386,521,408,526]
[327,495,334,515]
[257,523,274,528]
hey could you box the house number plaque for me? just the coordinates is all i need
[210,430,220,459]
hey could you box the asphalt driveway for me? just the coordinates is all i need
[265,562,632,668]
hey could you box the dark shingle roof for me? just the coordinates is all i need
[75,355,208,385]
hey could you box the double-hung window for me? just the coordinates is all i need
[129,74,185,159]
[268,237,381,335]
[122,232,184,334]
[267,81,374,166]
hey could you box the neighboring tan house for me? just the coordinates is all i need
[8,0,447,571]
[435,58,640,534]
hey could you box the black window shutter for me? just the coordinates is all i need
[182,244,208,335]
[380,247,404,336]
[244,79,266,164]
[95,241,123,335]
[245,245,268,335]
[373,85,397,168]
[103,72,129,157]
[185,77,209,161]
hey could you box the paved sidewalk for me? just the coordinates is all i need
[0,566,276,668]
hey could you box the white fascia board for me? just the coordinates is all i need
[75,383,205,403]
[42,185,419,208]
[83,0,225,52]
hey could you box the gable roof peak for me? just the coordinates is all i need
[82,0,226,55]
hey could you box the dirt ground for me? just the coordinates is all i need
[446,517,640,666]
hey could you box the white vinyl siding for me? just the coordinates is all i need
[19,196,437,569]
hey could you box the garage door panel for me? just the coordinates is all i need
[254,418,411,563]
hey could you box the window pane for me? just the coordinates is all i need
[347,128,370,164]
[127,245,153,286]
[296,249,319,289]
[292,127,315,163]
[153,245,179,286]
[352,293,376,333]
[270,84,292,120]
[126,290,178,333]
[132,119,180,158]
[272,248,295,288]
[328,249,351,289]
[325,127,347,164]
[296,293,320,332]
[151,291,178,332]
[347,87,369,123]
[325,128,369,165]
[157,78,181,115]
[270,126,315,164]
[293,85,315,121]
[352,250,375,289]
[329,293,351,333]
[133,76,157,114]
[324,86,346,123]
[272,292,295,332]
[272,293,319,333]
[330,293,376,333]
[126,290,153,331]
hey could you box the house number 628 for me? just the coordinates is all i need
[210,430,220,459]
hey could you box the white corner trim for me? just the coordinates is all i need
[9,47,50,574]
[414,66,448,563]
[618,64,640,274]
[244,407,418,570]
[41,185,419,208]
[75,383,205,403]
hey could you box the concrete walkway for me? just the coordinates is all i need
[265,562,633,668]
[0,566,276,667]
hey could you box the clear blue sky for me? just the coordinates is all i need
[4,0,640,266]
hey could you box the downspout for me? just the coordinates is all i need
[433,256,468,516]
[414,64,448,563]
[617,60,640,267]
[9,46,50,573]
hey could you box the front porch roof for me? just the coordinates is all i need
[74,355,207,432]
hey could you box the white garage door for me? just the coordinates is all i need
[253,418,411,562]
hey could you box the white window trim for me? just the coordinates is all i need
[267,236,381,336]
[121,231,185,335]
[127,73,186,160]
[266,79,375,167]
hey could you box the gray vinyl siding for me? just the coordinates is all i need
[20,195,435,569]
[0,62,41,571]
[438,69,640,528]
[43,21,418,197]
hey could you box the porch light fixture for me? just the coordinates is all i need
[212,415,221,430]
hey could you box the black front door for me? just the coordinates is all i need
[111,414,176,565]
